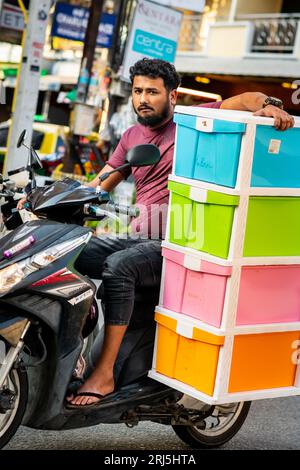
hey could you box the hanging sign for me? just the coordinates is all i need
[51,2,116,48]
[122,0,182,80]
[0,3,25,32]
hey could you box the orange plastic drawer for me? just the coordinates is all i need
[229,331,300,392]
[155,311,224,396]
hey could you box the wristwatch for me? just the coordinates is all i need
[262,96,284,110]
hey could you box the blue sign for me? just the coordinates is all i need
[132,29,177,62]
[51,2,116,48]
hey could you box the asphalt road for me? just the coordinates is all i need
[4,396,300,450]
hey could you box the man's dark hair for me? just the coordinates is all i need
[129,58,181,91]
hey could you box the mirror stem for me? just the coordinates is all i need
[99,162,130,182]
[22,143,31,151]
[31,173,37,190]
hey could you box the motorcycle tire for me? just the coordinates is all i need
[0,366,28,449]
[172,401,251,449]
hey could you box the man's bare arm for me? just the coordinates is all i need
[220,92,294,130]
[221,92,268,111]
[88,164,124,192]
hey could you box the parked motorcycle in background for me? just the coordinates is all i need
[0,131,250,449]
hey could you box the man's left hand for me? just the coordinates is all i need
[253,105,295,131]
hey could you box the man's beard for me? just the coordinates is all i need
[135,102,171,127]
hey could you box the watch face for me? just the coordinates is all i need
[265,97,283,109]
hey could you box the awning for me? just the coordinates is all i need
[175,53,300,78]
[3,74,77,90]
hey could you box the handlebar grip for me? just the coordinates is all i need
[7,167,27,176]
[107,203,140,218]
[127,206,140,218]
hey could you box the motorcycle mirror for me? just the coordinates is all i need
[126,144,160,167]
[30,147,43,170]
[17,130,27,148]
[99,144,161,184]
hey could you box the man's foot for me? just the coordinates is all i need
[66,375,114,406]
[65,391,108,409]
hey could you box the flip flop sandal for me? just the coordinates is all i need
[66,377,84,397]
[65,391,112,409]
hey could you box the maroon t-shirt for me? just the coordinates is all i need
[108,101,222,238]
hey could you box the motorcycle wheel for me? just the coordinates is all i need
[0,366,28,449]
[172,400,251,449]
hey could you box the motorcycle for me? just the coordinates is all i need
[0,131,251,449]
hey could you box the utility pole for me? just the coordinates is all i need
[106,0,133,123]
[75,0,106,105]
[4,0,51,178]
[108,0,126,74]
[68,0,105,174]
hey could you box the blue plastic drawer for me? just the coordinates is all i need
[251,125,300,188]
[174,113,246,188]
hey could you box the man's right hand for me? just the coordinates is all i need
[253,106,295,130]
[16,197,27,210]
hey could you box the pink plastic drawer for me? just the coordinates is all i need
[162,245,300,327]
[236,265,300,325]
[162,247,232,328]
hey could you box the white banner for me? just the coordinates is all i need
[122,0,182,81]
[154,0,205,13]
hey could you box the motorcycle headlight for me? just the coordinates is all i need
[0,264,25,294]
[0,232,91,296]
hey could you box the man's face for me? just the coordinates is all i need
[132,76,177,127]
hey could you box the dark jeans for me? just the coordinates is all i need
[75,236,163,325]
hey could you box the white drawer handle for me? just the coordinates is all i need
[196,117,214,132]
[176,322,193,339]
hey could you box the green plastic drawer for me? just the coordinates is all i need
[168,180,300,259]
[244,196,300,257]
[168,180,239,259]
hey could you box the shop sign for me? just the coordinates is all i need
[122,0,182,80]
[0,3,25,32]
[51,2,116,48]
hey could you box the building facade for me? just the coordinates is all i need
[176,0,300,113]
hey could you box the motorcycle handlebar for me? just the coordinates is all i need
[84,202,139,219]
[7,167,27,177]
[106,202,140,218]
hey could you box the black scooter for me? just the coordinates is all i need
[0,131,250,449]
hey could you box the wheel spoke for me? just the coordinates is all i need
[0,344,27,449]
[0,369,20,438]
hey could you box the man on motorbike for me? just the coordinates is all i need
[66,58,294,406]
[28,58,294,407]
